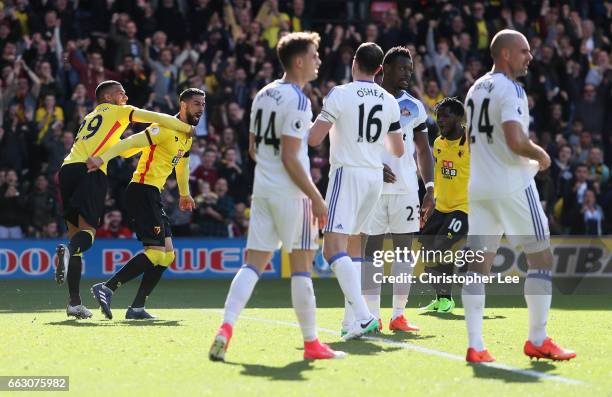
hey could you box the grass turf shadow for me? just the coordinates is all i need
[220,360,318,381]
[44,319,183,327]
[325,339,402,356]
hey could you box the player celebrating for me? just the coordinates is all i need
[56,80,195,319]
[309,42,404,340]
[463,30,575,362]
[87,88,203,320]
[209,32,346,361]
[363,46,434,332]
[419,97,469,314]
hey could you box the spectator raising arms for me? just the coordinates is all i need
[0,0,610,237]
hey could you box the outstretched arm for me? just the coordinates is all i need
[87,131,151,171]
[130,108,194,135]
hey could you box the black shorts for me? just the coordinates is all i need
[59,163,108,228]
[419,209,468,252]
[126,182,172,247]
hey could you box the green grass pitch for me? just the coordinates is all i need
[1,279,611,396]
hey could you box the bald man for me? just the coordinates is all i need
[462,29,576,363]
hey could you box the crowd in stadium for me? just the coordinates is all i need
[0,0,610,239]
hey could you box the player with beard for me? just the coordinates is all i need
[55,80,195,319]
[87,88,203,320]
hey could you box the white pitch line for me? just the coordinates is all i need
[209,309,583,386]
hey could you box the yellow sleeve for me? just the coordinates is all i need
[130,108,193,134]
[99,131,150,164]
[175,156,190,196]
[119,147,142,158]
[35,108,45,122]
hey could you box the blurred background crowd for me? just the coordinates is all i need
[0,0,610,239]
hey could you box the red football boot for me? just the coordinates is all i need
[209,323,233,362]
[466,348,496,363]
[304,339,347,360]
[524,338,576,361]
[389,315,420,332]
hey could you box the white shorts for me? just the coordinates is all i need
[468,180,550,254]
[324,166,383,235]
[246,196,318,253]
[366,192,420,235]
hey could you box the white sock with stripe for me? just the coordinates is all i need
[461,271,486,351]
[331,253,371,321]
[392,259,414,319]
[342,257,363,328]
[223,265,259,326]
[291,272,317,341]
[524,269,552,347]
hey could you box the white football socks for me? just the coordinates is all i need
[291,273,317,341]
[462,271,486,351]
[223,265,259,326]
[331,254,371,321]
[524,269,552,347]
[342,257,364,327]
[391,260,413,319]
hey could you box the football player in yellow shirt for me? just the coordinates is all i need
[56,80,195,319]
[88,88,204,320]
[419,97,469,314]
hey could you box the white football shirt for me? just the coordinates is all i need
[317,80,401,169]
[382,90,428,194]
[465,72,538,200]
[250,79,312,198]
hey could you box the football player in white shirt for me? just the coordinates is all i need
[462,29,575,363]
[362,46,435,333]
[309,42,404,340]
[210,32,346,362]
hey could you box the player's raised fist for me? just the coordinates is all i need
[179,195,196,212]
[86,156,103,172]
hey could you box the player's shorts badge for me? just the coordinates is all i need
[153,226,161,235]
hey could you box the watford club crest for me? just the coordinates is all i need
[458,150,464,158]
[153,226,161,235]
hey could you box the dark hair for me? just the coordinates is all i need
[354,42,384,74]
[95,80,122,102]
[435,97,465,117]
[179,88,205,102]
[383,46,412,66]
[277,31,320,70]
